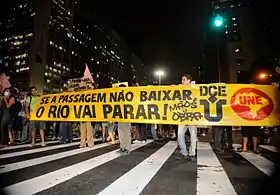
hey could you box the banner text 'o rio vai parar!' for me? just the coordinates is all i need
[30,84,280,126]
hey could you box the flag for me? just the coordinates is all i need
[0,73,11,92]
[82,63,94,83]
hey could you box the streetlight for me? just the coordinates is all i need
[155,70,164,85]
[259,73,268,80]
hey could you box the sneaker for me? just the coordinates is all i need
[188,155,196,161]
[117,148,125,153]
[176,154,189,160]
[133,140,141,144]
[215,148,224,154]
[141,140,146,144]
[120,149,130,155]
[41,143,46,147]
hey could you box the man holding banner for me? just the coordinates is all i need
[25,86,46,147]
[176,74,197,161]
[116,84,132,155]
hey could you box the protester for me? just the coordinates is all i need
[0,88,13,146]
[25,86,46,147]
[116,84,132,155]
[212,126,224,154]
[18,92,28,142]
[151,124,159,141]
[8,87,22,144]
[176,74,197,161]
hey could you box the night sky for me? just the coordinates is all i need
[85,1,211,84]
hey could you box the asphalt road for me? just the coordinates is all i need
[0,138,277,195]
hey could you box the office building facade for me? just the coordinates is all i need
[0,0,146,92]
[199,0,255,84]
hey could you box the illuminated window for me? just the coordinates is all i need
[235,48,241,53]
[12,41,22,45]
[19,67,29,71]
[15,53,28,59]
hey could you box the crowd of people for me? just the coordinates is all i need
[0,75,278,161]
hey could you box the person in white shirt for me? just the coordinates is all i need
[176,74,197,161]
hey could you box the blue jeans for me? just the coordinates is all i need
[151,127,158,140]
[177,125,197,156]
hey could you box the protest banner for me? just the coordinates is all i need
[30,84,280,126]
[68,78,93,91]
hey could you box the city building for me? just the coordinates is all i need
[0,0,147,92]
[199,0,255,84]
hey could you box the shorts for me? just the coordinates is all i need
[102,123,109,128]
[241,127,259,137]
[107,123,116,133]
[29,121,46,132]
[11,116,23,131]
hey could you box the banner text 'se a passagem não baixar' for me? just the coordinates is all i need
[31,84,280,126]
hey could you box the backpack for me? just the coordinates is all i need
[27,94,40,112]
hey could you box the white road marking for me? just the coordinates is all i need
[3,140,153,195]
[0,138,80,151]
[97,141,177,195]
[0,140,119,173]
[197,142,237,195]
[259,145,279,153]
[233,144,275,176]
[238,151,274,176]
[0,138,102,159]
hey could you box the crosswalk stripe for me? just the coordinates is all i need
[97,141,177,195]
[233,143,275,176]
[259,145,279,153]
[0,140,119,174]
[0,138,80,151]
[3,140,154,195]
[0,138,102,159]
[197,142,237,195]
[238,151,274,176]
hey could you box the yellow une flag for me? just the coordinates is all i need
[30,84,280,126]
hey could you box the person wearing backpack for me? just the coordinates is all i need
[25,86,46,147]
